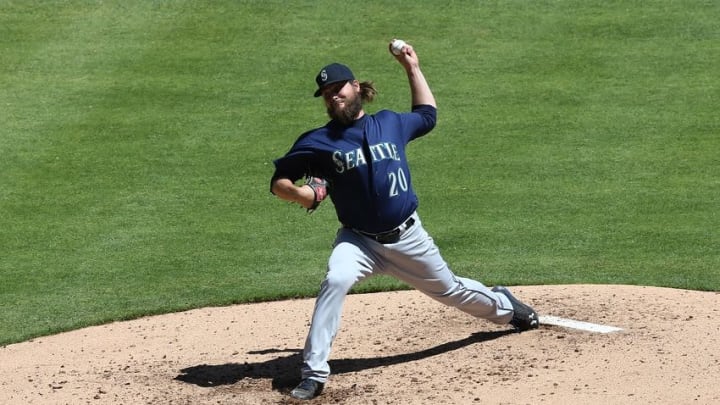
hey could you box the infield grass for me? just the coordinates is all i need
[1,0,718,345]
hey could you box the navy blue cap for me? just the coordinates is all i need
[314,63,355,97]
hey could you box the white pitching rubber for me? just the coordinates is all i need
[539,315,623,333]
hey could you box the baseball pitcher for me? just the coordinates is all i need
[270,40,539,400]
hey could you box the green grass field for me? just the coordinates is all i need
[1,0,718,346]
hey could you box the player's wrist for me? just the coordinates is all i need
[298,184,317,208]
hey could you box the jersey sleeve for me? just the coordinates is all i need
[270,129,327,194]
[271,150,315,185]
[404,104,437,142]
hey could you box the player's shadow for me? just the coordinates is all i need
[174,330,514,391]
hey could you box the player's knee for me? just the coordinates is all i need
[322,270,356,293]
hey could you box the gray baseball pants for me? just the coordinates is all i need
[300,212,514,383]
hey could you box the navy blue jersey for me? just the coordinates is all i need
[272,104,437,233]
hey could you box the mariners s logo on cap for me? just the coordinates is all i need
[314,63,355,97]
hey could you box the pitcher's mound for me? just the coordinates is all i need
[1,285,718,404]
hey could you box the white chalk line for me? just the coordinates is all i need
[539,315,623,334]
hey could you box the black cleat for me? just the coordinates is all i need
[290,378,324,400]
[492,286,539,331]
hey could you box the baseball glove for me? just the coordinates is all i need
[305,176,328,213]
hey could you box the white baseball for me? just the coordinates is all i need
[391,39,407,56]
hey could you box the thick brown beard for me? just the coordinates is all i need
[327,93,363,126]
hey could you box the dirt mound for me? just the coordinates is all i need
[1,285,718,404]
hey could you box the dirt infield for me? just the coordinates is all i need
[1,285,718,404]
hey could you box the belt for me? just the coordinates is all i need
[355,217,416,244]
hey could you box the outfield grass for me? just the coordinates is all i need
[1,0,718,345]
